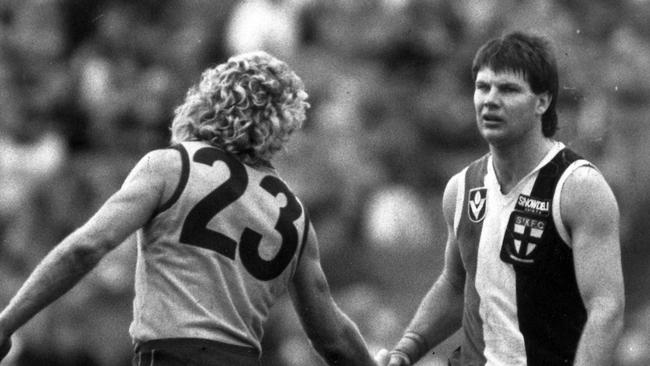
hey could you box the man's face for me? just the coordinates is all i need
[473,67,550,146]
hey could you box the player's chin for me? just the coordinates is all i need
[479,124,509,143]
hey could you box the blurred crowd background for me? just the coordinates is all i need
[1,0,649,365]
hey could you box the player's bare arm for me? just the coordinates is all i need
[0,148,179,352]
[388,172,466,366]
[561,166,624,366]
[289,223,377,366]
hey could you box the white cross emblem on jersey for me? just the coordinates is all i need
[501,213,547,265]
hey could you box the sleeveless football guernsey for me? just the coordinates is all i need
[129,141,309,352]
[453,142,592,365]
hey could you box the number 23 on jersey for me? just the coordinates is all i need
[179,148,303,281]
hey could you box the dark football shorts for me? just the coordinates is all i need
[132,338,261,366]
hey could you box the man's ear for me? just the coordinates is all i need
[535,92,551,116]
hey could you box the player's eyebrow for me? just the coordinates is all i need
[475,79,523,90]
[497,81,523,89]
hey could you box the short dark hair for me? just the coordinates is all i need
[472,31,559,137]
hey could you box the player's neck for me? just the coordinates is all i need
[490,135,556,194]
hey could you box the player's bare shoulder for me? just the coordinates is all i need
[560,165,619,234]
[129,147,185,204]
[442,171,464,227]
[144,147,183,178]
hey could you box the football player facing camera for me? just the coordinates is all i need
[384,31,624,366]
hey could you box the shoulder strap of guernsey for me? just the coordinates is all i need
[530,148,582,199]
[154,143,190,216]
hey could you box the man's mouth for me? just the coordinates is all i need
[482,113,503,121]
[481,114,504,124]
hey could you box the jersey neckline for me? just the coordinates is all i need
[486,141,565,199]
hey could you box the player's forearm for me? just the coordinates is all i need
[410,274,463,344]
[0,231,107,337]
[313,311,376,366]
[392,274,464,364]
[573,300,624,366]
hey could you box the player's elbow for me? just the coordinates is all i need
[608,297,625,329]
[312,341,345,364]
[586,295,625,334]
[67,228,118,268]
[310,326,360,364]
[303,309,362,363]
[439,270,465,296]
[303,313,346,352]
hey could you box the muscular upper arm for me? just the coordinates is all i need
[561,166,624,312]
[289,223,334,328]
[75,148,181,253]
[440,172,466,291]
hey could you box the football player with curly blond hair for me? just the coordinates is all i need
[0,51,380,366]
[170,51,309,165]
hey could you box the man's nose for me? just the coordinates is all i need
[483,88,500,109]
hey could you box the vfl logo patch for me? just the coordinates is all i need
[500,212,547,265]
[468,187,487,222]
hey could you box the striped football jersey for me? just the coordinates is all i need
[453,142,592,366]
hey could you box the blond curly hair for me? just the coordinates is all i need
[170,51,310,165]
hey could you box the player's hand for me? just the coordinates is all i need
[0,336,11,362]
[374,348,389,366]
[386,351,411,366]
